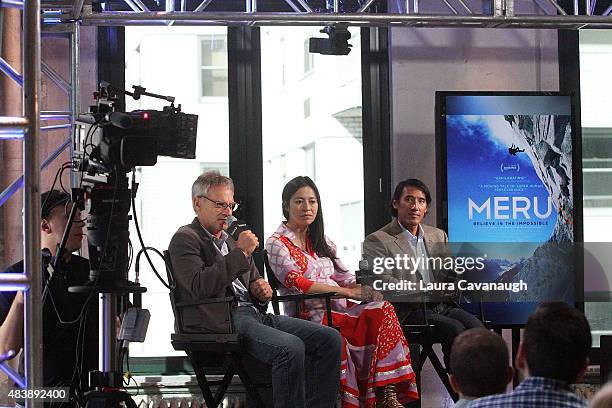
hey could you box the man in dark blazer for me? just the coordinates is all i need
[364,178,483,369]
[168,171,342,408]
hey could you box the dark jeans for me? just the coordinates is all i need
[232,306,342,408]
[401,303,484,370]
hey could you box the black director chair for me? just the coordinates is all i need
[402,297,490,405]
[356,273,460,405]
[262,249,336,327]
[401,305,459,404]
[163,250,270,408]
[165,249,338,408]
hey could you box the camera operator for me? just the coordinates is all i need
[0,190,98,405]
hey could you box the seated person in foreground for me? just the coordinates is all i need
[265,176,418,408]
[168,171,342,408]
[449,328,513,408]
[590,381,612,408]
[468,301,591,408]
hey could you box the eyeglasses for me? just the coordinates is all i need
[198,195,240,211]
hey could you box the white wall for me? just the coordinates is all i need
[390,27,560,226]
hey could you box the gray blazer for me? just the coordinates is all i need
[168,218,267,333]
[364,220,450,283]
[363,220,457,315]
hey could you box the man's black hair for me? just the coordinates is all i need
[524,301,591,384]
[41,189,70,219]
[450,328,510,398]
[390,178,432,217]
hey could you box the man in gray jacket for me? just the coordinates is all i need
[168,171,342,408]
[364,178,483,369]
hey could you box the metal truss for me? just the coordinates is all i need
[0,0,81,404]
[47,0,612,29]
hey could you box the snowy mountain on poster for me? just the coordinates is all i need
[446,113,573,302]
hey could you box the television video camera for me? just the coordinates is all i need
[56,82,199,407]
[71,82,198,291]
[79,81,198,171]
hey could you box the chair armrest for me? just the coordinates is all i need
[402,323,436,331]
[272,292,338,302]
[176,296,234,308]
[272,292,338,328]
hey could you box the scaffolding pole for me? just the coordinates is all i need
[77,11,612,29]
[70,21,79,187]
[23,0,44,407]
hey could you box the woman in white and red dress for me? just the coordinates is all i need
[265,176,418,408]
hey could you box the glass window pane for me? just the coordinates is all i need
[125,26,229,357]
[201,69,228,97]
[201,36,228,67]
[579,29,612,345]
[261,27,364,271]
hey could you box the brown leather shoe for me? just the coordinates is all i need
[375,384,404,408]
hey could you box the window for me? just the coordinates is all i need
[125,26,229,357]
[200,35,228,97]
[303,98,311,118]
[262,27,363,272]
[304,38,314,74]
[579,30,612,346]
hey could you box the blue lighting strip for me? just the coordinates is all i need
[0,0,24,8]
[0,57,23,87]
[0,137,71,208]
[0,272,29,291]
[0,131,25,140]
[42,9,64,24]
[0,361,26,388]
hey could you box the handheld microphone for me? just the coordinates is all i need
[226,216,260,253]
[226,215,248,241]
[357,259,371,285]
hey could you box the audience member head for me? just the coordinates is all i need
[590,381,612,408]
[191,171,236,237]
[518,301,591,384]
[281,176,341,269]
[41,189,84,255]
[449,328,513,399]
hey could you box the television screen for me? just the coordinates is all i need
[436,92,579,326]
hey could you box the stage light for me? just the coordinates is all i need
[309,23,352,56]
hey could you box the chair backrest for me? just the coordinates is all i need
[262,250,282,315]
[163,250,185,334]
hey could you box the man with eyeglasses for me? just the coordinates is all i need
[363,178,483,370]
[167,170,342,408]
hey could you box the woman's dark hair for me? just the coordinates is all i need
[390,178,432,217]
[282,176,344,271]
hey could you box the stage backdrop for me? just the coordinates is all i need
[436,92,581,325]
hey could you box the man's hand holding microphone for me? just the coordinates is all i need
[235,230,259,258]
[227,215,258,258]
[226,216,272,302]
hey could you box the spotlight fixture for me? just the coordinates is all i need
[308,23,352,55]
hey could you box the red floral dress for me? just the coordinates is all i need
[265,223,418,408]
